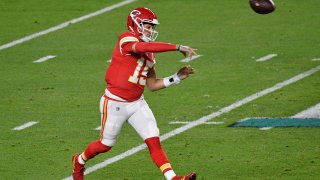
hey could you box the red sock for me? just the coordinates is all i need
[83,140,111,160]
[145,137,173,174]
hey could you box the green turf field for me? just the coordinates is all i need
[1,0,319,179]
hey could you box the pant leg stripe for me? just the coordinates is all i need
[100,99,108,140]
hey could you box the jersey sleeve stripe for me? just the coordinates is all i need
[119,36,139,47]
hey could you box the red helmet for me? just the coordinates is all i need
[127,7,160,42]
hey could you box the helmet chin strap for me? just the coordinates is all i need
[141,35,150,42]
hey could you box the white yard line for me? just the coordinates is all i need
[63,65,320,179]
[292,103,320,118]
[256,54,277,62]
[206,122,225,125]
[0,0,137,51]
[180,55,203,62]
[312,58,320,61]
[259,127,273,130]
[33,55,56,63]
[12,121,38,131]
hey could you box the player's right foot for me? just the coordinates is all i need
[72,153,85,180]
[172,172,197,180]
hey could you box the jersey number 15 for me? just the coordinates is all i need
[128,58,153,86]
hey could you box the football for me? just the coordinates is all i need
[249,0,276,14]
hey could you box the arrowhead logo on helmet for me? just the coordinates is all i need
[127,7,160,42]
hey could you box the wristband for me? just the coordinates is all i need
[177,45,188,51]
[176,44,181,51]
[163,73,181,87]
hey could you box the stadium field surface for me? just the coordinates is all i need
[1,0,319,179]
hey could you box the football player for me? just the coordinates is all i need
[72,7,197,180]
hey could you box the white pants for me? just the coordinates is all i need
[99,95,160,147]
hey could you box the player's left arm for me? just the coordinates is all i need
[146,65,194,92]
[146,67,165,92]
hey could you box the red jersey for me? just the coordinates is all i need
[105,32,177,101]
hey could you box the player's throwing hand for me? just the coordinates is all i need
[177,45,198,59]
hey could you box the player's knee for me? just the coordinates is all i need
[98,142,112,152]
[101,137,117,147]
[143,127,160,140]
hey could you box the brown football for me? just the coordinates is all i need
[249,0,276,14]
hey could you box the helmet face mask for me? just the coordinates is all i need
[141,23,158,42]
[127,7,160,42]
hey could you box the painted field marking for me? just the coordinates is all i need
[312,58,320,61]
[0,0,137,51]
[33,55,56,63]
[234,117,320,130]
[256,54,277,62]
[292,103,320,118]
[63,65,320,179]
[255,102,319,130]
[169,121,224,125]
[180,55,203,62]
[95,126,101,131]
[259,127,273,130]
[12,121,38,131]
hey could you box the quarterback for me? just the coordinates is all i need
[72,7,197,180]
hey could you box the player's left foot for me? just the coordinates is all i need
[172,172,196,180]
[72,153,85,180]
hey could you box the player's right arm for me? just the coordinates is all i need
[120,36,197,58]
